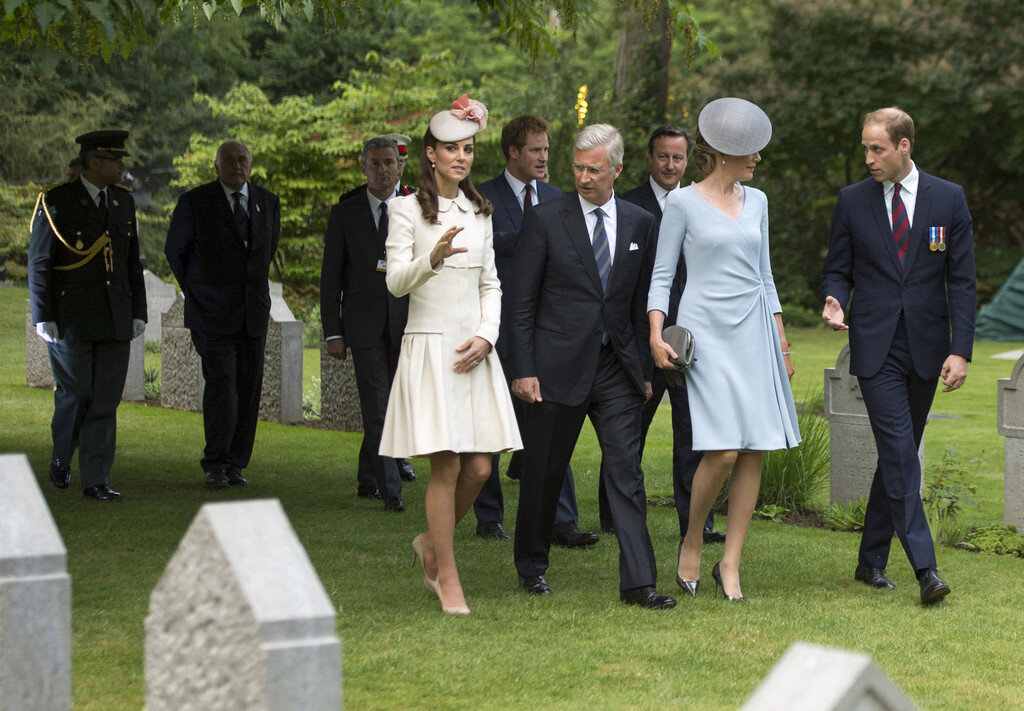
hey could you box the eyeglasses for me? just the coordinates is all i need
[96,155,126,164]
[571,163,608,177]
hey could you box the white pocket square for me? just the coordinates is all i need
[629,242,639,251]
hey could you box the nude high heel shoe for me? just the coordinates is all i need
[411,535,440,596]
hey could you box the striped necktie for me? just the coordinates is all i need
[591,207,610,290]
[891,183,910,267]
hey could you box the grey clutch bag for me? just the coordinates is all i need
[661,325,696,387]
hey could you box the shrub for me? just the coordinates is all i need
[755,389,830,512]
[303,375,321,420]
[923,446,981,547]
[754,504,790,522]
[144,365,161,400]
[963,524,1024,557]
[822,497,867,531]
[294,302,322,349]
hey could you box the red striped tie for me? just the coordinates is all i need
[891,183,910,266]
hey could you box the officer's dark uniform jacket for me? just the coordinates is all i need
[28,178,147,341]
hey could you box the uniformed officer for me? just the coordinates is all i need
[27,130,147,501]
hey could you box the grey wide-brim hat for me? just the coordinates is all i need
[697,97,772,156]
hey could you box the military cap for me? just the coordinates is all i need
[75,130,131,157]
[380,133,412,158]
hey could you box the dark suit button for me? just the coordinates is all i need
[901,285,907,291]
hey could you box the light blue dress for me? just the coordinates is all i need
[648,184,800,451]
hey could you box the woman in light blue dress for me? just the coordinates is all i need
[648,98,800,601]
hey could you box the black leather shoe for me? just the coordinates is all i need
[83,484,122,501]
[505,462,521,480]
[519,575,551,595]
[383,497,405,513]
[356,483,381,499]
[855,564,895,590]
[205,469,229,490]
[600,518,616,534]
[225,467,248,486]
[397,459,417,481]
[551,522,599,548]
[49,458,72,489]
[620,586,677,609]
[477,521,512,540]
[918,568,951,605]
[703,529,726,543]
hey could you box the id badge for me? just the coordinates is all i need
[376,259,387,272]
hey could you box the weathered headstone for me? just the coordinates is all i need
[824,345,924,505]
[997,354,1024,528]
[161,285,303,423]
[26,299,145,401]
[0,454,71,711]
[145,499,342,711]
[143,269,178,343]
[741,642,917,711]
[318,330,363,432]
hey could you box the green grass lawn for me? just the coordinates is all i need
[3,285,1023,710]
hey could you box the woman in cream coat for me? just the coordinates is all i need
[381,96,521,615]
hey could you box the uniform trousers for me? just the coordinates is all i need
[351,336,403,503]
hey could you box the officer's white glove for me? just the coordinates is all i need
[35,321,59,343]
[132,319,146,339]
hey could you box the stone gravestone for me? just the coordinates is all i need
[318,329,363,432]
[25,299,145,401]
[824,345,924,505]
[997,354,1024,528]
[0,454,71,711]
[160,285,303,423]
[740,642,918,711]
[143,269,178,343]
[145,499,342,711]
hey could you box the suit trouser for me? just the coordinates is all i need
[598,368,711,538]
[48,339,130,489]
[476,360,580,527]
[191,329,265,474]
[350,338,402,503]
[855,317,938,573]
[515,346,657,590]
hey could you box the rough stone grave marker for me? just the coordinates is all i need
[318,328,363,432]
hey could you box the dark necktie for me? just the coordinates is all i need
[591,207,610,290]
[232,191,250,240]
[97,190,108,225]
[378,200,389,248]
[522,182,533,214]
[891,183,910,266]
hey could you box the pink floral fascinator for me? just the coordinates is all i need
[429,94,489,142]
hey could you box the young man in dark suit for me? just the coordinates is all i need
[475,115,596,545]
[510,123,675,609]
[615,124,722,544]
[165,139,281,490]
[821,107,976,605]
[28,129,147,501]
[320,136,408,512]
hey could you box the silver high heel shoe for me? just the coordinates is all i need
[411,535,440,596]
[675,539,699,597]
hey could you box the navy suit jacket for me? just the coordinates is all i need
[508,193,656,406]
[319,188,408,349]
[476,173,563,360]
[165,180,281,337]
[821,171,976,379]
[619,178,687,325]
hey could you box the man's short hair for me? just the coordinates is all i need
[864,107,915,151]
[361,136,400,163]
[500,115,552,160]
[574,124,624,168]
[648,124,693,155]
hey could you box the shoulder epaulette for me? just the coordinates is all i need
[111,183,132,193]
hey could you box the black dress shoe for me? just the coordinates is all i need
[855,564,895,590]
[620,586,677,609]
[225,467,248,486]
[600,518,616,534]
[551,522,600,548]
[917,568,951,605]
[519,575,551,595]
[703,529,726,544]
[205,469,229,490]
[383,497,405,513]
[477,521,512,540]
[49,458,72,489]
[83,484,122,501]
[397,459,417,481]
[356,483,381,499]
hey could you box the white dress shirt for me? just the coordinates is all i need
[503,169,537,211]
[80,175,106,208]
[220,181,249,216]
[649,176,677,213]
[580,194,617,265]
[882,162,919,229]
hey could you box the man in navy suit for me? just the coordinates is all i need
[165,139,281,490]
[475,115,596,546]
[821,107,976,605]
[510,123,674,608]
[614,124,722,544]
[320,136,408,512]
